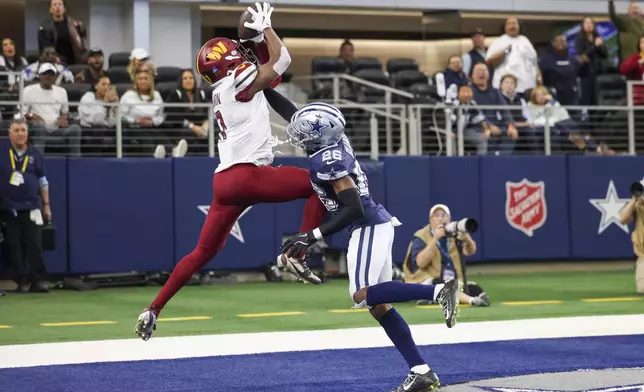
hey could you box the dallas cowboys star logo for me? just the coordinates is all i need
[306,115,328,137]
[197,205,252,243]
[589,180,631,235]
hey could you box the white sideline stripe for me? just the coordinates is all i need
[0,314,643,369]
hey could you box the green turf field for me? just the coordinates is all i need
[0,270,641,346]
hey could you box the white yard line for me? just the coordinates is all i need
[0,314,643,369]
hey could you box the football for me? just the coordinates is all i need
[238,10,261,41]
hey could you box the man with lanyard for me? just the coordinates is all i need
[0,119,51,293]
[403,204,490,307]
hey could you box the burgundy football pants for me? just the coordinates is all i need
[149,163,326,313]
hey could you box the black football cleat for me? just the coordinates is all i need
[391,369,440,392]
[276,254,322,284]
[436,278,461,328]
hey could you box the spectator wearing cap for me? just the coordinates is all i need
[22,46,74,86]
[0,119,52,293]
[75,48,106,85]
[38,0,87,65]
[164,69,209,155]
[609,0,644,61]
[486,17,541,98]
[0,38,28,92]
[338,40,355,73]
[18,63,81,156]
[128,48,156,83]
[462,29,492,80]
[402,204,489,307]
[540,35,581,108]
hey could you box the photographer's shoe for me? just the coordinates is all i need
[471,292,490,307]
[390,369,440,391]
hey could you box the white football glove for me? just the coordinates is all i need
[244,2,273,33]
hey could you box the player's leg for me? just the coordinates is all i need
[135,199,245,341]
[227,164,326,283]
[348,222,439,392]
[352,223,460,328]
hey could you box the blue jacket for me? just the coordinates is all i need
[539,47,580,106]
[471,84,515,132]
[0,140,47,212]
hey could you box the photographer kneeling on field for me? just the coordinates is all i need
[403,204,490,306]
[619,181,644,295]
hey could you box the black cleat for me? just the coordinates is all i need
[276,254,322,284]
[391,369,440,392]
[436,278,461,328]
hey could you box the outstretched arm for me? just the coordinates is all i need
[263,87,298,121]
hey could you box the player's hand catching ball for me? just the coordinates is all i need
[281,231,317,259]
[244,2,273,33]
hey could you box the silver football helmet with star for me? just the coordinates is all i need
[286,102,346,151]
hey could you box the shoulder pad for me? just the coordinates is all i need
[233,62,258,94]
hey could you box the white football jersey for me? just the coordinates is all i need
[211,62,274,173]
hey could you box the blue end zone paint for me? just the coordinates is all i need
[2,335,643,392]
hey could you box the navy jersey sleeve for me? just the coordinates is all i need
[310,147,353,182]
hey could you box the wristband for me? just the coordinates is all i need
[312,228,323,240]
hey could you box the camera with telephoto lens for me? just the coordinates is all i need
[631,182,644,198]
[444,218,478,237]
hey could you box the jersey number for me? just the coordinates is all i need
[321,150,342,163]
[215,110,227,141]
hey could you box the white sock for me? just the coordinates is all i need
[468,297,474,305]
[411,364,430,375]
[432,284,444,301]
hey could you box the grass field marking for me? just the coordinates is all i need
[415,305,440,309]
[40,321,117,327]
[502,300,563,306]
[157,316,213,322]
[0,325,11,329]
[328,309,370,313]
[582,297,643,303]
[237,311,306,318]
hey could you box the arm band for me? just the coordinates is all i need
[264,88,298,121]
[316,187,365,238]
[272,46,291,76]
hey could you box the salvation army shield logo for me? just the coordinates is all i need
[505,179,547,237]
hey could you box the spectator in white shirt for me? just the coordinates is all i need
[485,17,542,98]
[18,62,81,156]
[120,69,186,158]
[78,75,119,127]
[22,46,74,86]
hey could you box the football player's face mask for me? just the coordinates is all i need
[286,103,347,152]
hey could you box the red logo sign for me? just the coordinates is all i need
[505,179,547,237]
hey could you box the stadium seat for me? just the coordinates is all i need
[351,57,382,74]
[114,83,133,97]
[311,57,345,74]
[155,82,176,101]
[155,66,182,83]
[25,51,39,64]
[597,74,627,105]
[352,69,390,103]
[109,51,131,68]
[68,64,89,77]
[390,70,428,90]
[386,58,419,75]
[404,83,438,103]
[108,67,132,84]
[64,84,91,109]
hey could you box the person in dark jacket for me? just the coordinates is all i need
[74,48,107,85]
[164,69,210,155]
[462,29,493,81]
[37,0,88,65]
[540,35,581,108]
[499,74,540,153]
[575,17,608,107]
[470,63,518,155]
[0,119,51,293]
[443,55,470,96]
